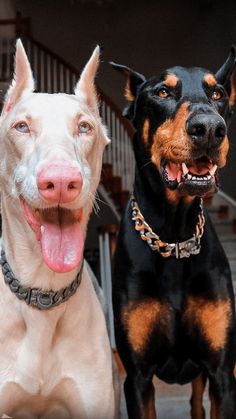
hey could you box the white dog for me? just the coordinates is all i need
[0,40,117,418]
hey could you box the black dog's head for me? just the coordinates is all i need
[111,48,236,202]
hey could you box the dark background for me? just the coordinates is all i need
[7,0,236,199]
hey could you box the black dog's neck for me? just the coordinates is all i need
[133,137,202,243]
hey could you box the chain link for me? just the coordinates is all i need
[0,250,83,310]
[131,197,205,259]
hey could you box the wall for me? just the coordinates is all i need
[0,0,15,36]
[6,0,236,199]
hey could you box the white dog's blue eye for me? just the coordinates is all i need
[14,122,30,133]
[78,121,91,134]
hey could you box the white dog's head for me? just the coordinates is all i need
[0,40,109,274]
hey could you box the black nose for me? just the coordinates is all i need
[186,114,226,148]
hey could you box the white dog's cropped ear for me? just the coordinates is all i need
[2,39,34,115]
[74,46,100,113]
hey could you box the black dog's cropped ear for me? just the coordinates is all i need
[110,62,146,119]
[216,46,236,106]
[216,46,236,84]
[110,62,146,101]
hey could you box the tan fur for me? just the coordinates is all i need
[151,102,191,171]
[184,298,231,351]
[125,79,135,101]
[204,73,217,87]
[164,73,179,88]
[142,119,150,144]
[229,73,236,106]
[122,299,172,354]
[145,392,156,419]
[191,375,206,419]
[165,189,196,206]
[209,388,219,419]
[217,135,229,167]
[165,189,180,205]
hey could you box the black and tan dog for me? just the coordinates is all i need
[111,48,236,419]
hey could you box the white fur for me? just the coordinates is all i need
[0,40,118,418]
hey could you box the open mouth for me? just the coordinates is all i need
[21,198,84,273]
[161,157,218,196]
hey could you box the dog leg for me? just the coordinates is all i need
[190,373,207,419]
[124,373,156,419]
[208,368,236,419]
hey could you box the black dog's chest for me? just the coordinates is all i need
[121,255,232,382]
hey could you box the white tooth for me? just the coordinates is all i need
[192,176,197,180]
[207,175,211,180]
[187,174,192,180]
[41,225,45,234]
[209,164,218,176]
[182,162,189,175]
[203,176,208,180]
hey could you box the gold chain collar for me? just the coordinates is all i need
[131,197,205,259]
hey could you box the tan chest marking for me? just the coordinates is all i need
[122,299,172,354]
[184,298,231,351]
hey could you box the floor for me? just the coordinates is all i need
[120,378,211,418]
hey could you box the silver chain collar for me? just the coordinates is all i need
[131,198,205,259]
[0,250,84,310]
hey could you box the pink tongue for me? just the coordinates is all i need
[166,162,182,182]
[40,208,84,273]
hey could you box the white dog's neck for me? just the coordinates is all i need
[1,194,86,292]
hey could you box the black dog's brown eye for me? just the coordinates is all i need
[157,88,169,98]
[211,90,223,101]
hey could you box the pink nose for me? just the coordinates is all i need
[37,164,83,204]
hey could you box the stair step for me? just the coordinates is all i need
[207,204,229,219]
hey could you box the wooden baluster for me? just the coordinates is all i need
[65,68,70,94]
[111,111,116,175]
[107,105,112,164]
[116,117,121,178]
[46,54,51,93]
[59,63,64,92]
[40,49,45,92]
[98,224,119,347]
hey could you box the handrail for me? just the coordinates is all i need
[27,34,134,139]
[218,190,236,210]
[0,11,31,37]
[0,13,135,192]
